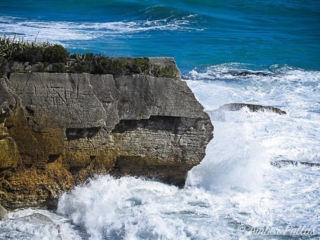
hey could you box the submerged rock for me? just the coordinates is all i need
[0,58,213,209]
[232,71,269,77]
[271,160,320,168]
[220,103,286,115]
[19,213,53,223]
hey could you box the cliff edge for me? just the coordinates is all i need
[0,57,213,209]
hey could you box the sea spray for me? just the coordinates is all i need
[186,119,271,193]
[57,176,220,239]
[0,209,83,240]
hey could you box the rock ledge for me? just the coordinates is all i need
[0,58,213,209]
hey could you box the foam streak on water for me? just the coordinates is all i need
[0,15,198,44]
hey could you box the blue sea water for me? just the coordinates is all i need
[1,0,320,71]
[0,1,320,239]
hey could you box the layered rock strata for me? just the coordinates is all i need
[0,58,213,209]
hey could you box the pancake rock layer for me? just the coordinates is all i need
[0,58,213,209]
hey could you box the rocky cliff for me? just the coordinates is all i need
[0,58,213,209]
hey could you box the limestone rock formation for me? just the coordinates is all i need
[0,58,213,209]
[0,204,8,220]
[220,103,286,115]
[271,160,320,168]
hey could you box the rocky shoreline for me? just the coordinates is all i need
[0,56,213,209]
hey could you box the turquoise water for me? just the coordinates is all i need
[1,0,319,71]
[1,1,320,239]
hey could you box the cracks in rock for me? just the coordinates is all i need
[87,139,98,154]
[48,84,84,125]
[87,77,110,125]
[145,79,156,109]
[25,106,35,116]
[76,79,80,99]
[52,88,67,106]
[22,73,32,92]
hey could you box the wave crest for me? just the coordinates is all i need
[0,15,200,44]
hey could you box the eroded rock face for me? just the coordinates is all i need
[220,103,286,115]
[0,204,8,220]
[0,58,213,209]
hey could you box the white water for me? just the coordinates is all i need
[0,16,199,44]
[1,65,319,239]
[0,208,84,240]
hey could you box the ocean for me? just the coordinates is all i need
[0,0,320,239]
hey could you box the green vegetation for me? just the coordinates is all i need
[0,35,52,64]
[51,63,67,73]
[0,35,177,78]
[43,45,69,63]
[69,53,94,73]
[133,58,149,73]
[151,65,175,78]
[94,56,127,75]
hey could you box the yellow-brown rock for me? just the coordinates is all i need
[0,137,20,169]
[0,58,213,209]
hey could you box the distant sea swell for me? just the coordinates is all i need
[1,0,319,71]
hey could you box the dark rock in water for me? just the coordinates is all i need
[233,71,269,77]
[271,160,298,167]
[271,160,320,168]
[0,57,213,209]
[300,162,320,167]
[220,103,286,115]
[0,204,8,220]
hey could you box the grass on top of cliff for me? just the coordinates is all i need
[0,35,177,78]
[0,35,69,64]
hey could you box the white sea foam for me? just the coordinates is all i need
[0,208,84,240]
[57,176,224,239]
[185,65,320,162]
[186,66,320,235]
[186,118,271,193]
[0,16,198,44]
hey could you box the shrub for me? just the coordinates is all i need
[0,36,163,76]
[69,53,95,73]
[94,57,127,75]
[51,63,66,73]
[152,65,175,78]
[43,45,69,63]
[13,46,44,64]
[72,62,92,73]
[0,35,55,63]
[133,58,149,73]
